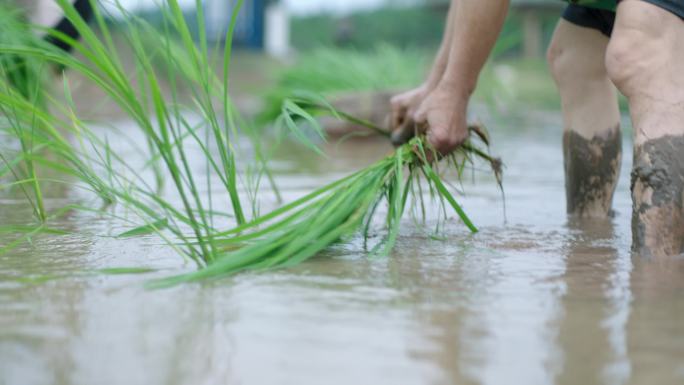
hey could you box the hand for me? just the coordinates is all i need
[412,85,469,155]
[389,85,429,145]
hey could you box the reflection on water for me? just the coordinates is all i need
[2,111,684,385]
[556,217,628,385]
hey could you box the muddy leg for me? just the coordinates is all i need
[607,0,684,256]
[631,138,684,256]
[563,127,622,217]
[548,20,621,217]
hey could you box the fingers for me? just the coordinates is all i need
[427,126,469,156]
[414,98,469,155]
[392,102,432,147]
[389,94,408,131]
[389,93,420,146]
[390,104,407,132]
[391,117,417,146]
[413,104,427,127]
[417,129,467,164]
[392,110,470,155]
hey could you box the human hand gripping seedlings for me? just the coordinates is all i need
[390,0,459,148]
[389,84,427,144]
[413,84,470,156]
[390,83,471,159]
[390,0,509,155]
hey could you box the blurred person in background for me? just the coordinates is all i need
[1,0,93,98]
[14,0,93,52]
[389,0,684,257]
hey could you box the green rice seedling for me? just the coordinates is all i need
[0,71,122,229]
[0,0,244,261]
[0,5,53,222]
[1,0,503,287]
[0,5,48,103]
[151,103,503,287]
[1,0,315,265]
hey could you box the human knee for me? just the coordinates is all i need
[546,37,573,86]
[605,4,665,93]
[605,35,646,93]
[547,30,607,87]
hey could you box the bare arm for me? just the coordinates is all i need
[441,0,509,99]
[389,1,458,136]
[413,0,509,154]
[424,1,457,90]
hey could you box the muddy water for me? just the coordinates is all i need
[1,111,684,385]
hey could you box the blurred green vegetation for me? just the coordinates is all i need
[476,59,560,110]
[260,46,562,121]
[286,5,567,111]
[287,5,633,113]
[291,6,445,51]
[258,44,429,123]
[120,4,622,113]
[291,6,560,57]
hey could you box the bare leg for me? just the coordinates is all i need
[547,20,622,218]
[606,0,684,256]
[390,0,457,143]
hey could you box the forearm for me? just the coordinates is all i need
[425,0,458,88]
[441,0,509,97]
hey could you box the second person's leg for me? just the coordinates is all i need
[606,0,684,256]
[547,15,622,217]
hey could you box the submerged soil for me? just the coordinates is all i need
[1,111,684,385]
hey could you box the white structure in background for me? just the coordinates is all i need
[265,2,290,58]
[203,0,289,58]
[204,0,233,42]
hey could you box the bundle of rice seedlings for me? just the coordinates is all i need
[152,109,502,287]
[1,0,503,287]
[1,0,268,262]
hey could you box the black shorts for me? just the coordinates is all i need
[562,1,684,37]
[42,0,94,53]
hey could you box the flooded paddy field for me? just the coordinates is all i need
[1,110,684,385]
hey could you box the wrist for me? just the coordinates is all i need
[435,79,473,103]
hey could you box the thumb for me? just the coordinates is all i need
[391,118,416,146]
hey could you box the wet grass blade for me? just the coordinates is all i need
[150,130,499,287]
[116,218,169,238]
[423,163,478,233]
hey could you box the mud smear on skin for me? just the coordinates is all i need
[563,126,622,217]
[631,135,684,257]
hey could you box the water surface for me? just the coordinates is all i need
[1,111,683,385]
